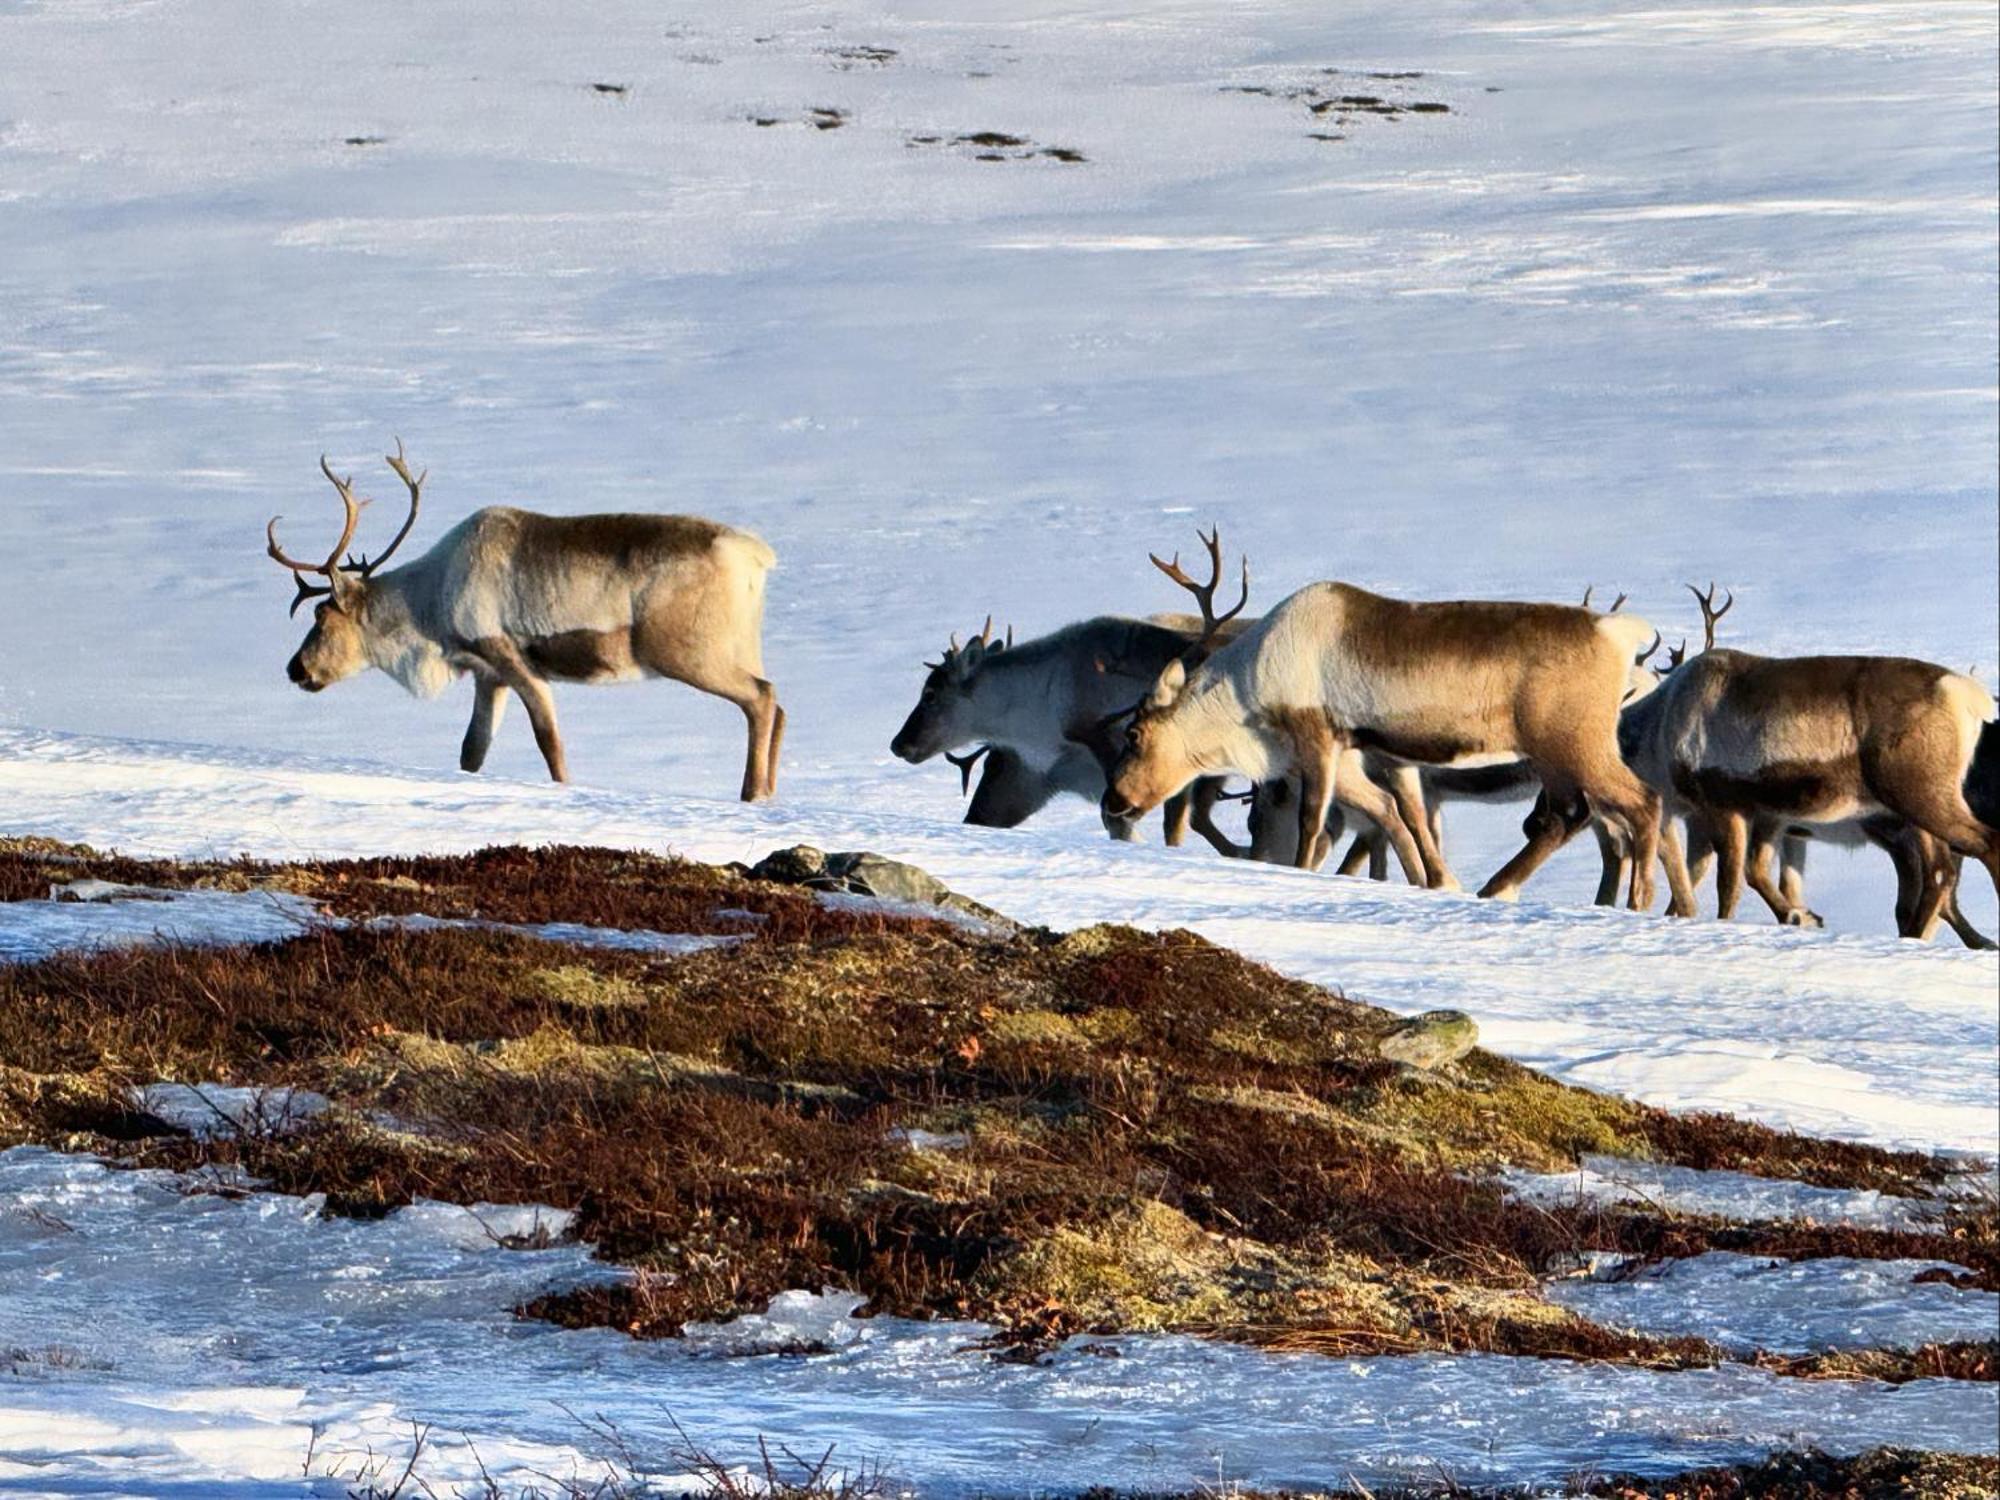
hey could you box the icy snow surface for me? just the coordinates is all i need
[1501,1155,1957,1231]
[0,1148,1992,1497]
[0,884,319,964]
[1548,1251,2000,1356]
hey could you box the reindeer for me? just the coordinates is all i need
[888,614,1244,849]
[268,441,784,799]
[1103,536,1663,906]
[1617,582,1998,941]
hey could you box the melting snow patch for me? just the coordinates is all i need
[888,1126,971,1152]
[389,1198,578,1251]
[366,911,742,956]
[0,886,320,964]
[1548,1251,2000,1355]
[683,1289,872,1356]
[1501,1155,1946,1231]
[131,1083,330,1139]
[0,1146,1991,1496]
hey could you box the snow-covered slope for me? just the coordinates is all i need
[1,0,1993,939]
[3,725,1993,1156]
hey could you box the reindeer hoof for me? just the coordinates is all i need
[1781,909,1825,929]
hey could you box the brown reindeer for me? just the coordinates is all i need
[269,441,783,798]
[1102,532,1662,906]
[1618,583,1997,940]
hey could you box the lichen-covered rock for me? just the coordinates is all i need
[1378,1008,1478,1070]
[748,845,1013,929]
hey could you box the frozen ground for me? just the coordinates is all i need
[4,725,1994,1157]
[0,1148,1993,1498]
[0,0,1993,943]
[1546,1250,2000,1356]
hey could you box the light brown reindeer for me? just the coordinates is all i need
[269,441,783,799]
[1619,582,1998,940]
[1103,533,1663,906]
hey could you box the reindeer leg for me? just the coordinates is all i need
[1592,820,1628,908]
[1658,817,1698,918]
[1711,811,1749,920]
[1334,831,1373,877]
[762,700,786,799]
[1366,835,1388,881]
[1478,786,1587,901]
[1379,761,1460,891]
[1294,746,1340,874]
[1744,822,1813,926]
[460,676,510,774]
[1182,778,1252,857]
[477,639,568,783]
[1329,764,1425,885]
[1942,857,1997,949]
[1162,790,1194,848]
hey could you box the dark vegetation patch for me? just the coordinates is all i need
[903,133,1086,164]
[1752,1339,1995,1384]
[589,82,629,96]
[0,842,1980,1373]
[825,46,897,69]
[342,135,387,147]
[1582,1446,2000,1500]
[1058,1447,2000,1499]
[1220,67,1455,136]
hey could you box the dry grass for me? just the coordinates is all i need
[0,842,1983,1373]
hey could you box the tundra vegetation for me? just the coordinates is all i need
[0,839,1990,1400]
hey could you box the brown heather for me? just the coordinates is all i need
[0,842,1987,1378]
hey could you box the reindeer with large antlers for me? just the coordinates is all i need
[1103,535,1663,903]
[268,441,784,799]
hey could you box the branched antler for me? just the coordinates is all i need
[1581,586,1628,613]
[1150,526,1248,657]
[266,440,428,615]
[1686,581,1733,651]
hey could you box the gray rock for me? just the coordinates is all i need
[1377,1009,1478,1070]
[748,845,1014,931]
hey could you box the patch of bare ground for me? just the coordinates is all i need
[0,843,1983,1375]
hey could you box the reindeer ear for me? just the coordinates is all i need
[1147,658,1187,710]
[327,565,363,611]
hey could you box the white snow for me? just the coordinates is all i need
[1502,1155,1956,1231]
[4,727,1992,1158]
[0,881,320,964]
[1548,1251,2000,1356]
[0,1147,1991,1498]
[0,0,1991,949]
[366,911,742,956]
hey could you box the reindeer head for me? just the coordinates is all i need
[268,441,423,692]
[889,616,1010,763]
[1103,528,1250,820]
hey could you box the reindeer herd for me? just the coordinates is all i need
[267,441,2000,947]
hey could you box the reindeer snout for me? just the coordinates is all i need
[286,654,321,692]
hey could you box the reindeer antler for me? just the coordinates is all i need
[267,455,371,615]
[1667,639,1688,671]
[353,436,424,575]
[1581,586,1628,613]
[1150,526,1248,657]
[1635,631,1663,668]
[1686,581,1733,652]
[267,441,429,615]
[944,745,990,795]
